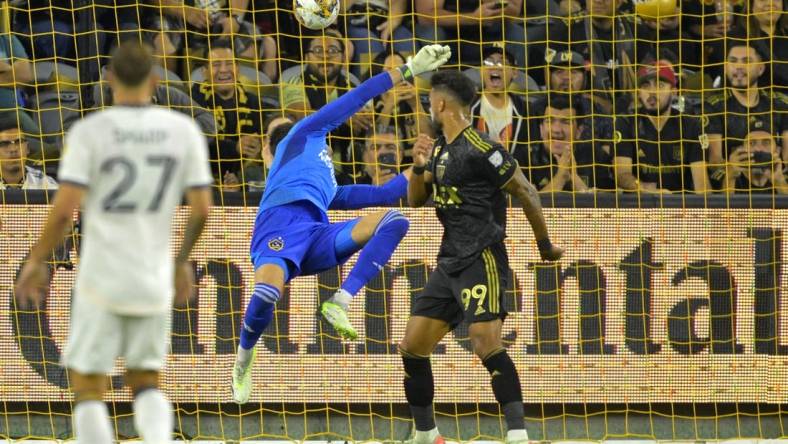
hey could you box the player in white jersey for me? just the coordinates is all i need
[15,42,213,444]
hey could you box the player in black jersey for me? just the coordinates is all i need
[400,71,564,444]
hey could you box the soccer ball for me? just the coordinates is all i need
[293,0,340,30]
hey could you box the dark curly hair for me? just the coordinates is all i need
[430,70,477,107]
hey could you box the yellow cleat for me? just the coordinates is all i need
[320,301,358,340]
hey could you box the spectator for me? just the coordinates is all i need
[0,114,57,190]
[13,0,74,61]
[543,0,636,104]
[281,29,370,168]
[192,41,264,181]
[147,0,277,79]
[525,94,614,192]
[538,48,617,175]
[741,0,788,91]
[83,1,186,71]
[541,46,613,116]
[0,29,44,159]
[683,0,741,79]
[705,38,788,180]
[414,0,530,67]
[369,51,429,163]
[725,130,788,194]
[615,62,710,194]
[93,77,217,137]
[635,9,703,73]
[356,126,403,185]
[341,0,414,76]
[0,30,32,113]
[470,43,532,167]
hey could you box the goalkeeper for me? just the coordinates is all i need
[232,44,451,404]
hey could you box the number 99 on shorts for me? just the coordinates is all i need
[461,284,488,315]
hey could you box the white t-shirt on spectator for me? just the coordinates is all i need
[0,166,58,190]
[480,95,514,144]
[58,106,213,316]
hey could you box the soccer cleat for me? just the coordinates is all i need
[403,431,445,444]
[320,301,358,340]
[505,429,530,444]
[231,348,256,404]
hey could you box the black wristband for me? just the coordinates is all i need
[536,238,552,253]
[413,165,426,175]
[398,64,414,82]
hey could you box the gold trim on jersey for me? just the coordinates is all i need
[482,249,500,313]
[463,128,492,153]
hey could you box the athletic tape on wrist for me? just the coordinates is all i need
[398,64,414,82]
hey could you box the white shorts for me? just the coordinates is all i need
[62,295,171,374]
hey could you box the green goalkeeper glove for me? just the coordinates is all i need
[399,44,451,81]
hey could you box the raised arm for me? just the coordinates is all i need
[330,173,409,210]
[408,134,435,207]
[298,45,451,134]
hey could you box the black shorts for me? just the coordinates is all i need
[412,244,509,330]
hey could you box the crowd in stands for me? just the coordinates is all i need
[3,0,788,196]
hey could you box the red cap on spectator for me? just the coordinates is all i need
[637,61,677,87]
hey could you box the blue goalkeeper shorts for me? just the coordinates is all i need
[250,200,361,282]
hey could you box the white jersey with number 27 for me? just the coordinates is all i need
[58,106,213,316]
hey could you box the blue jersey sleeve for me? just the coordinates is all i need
[297,72,395,135]
[329,173,408,210]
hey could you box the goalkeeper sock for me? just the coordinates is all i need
[482,348,525,431]
[133,388,173,444]
[239,283,279,351]
[340,210,408,297]
[329,289,353,311]
[401,347,436,432]
[73,400,113,444]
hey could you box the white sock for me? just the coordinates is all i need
[236,345,254,367]
[414,427,440,443]
[133,389,173,444]
[73,400,113,444]
[506,429,529,441]
[330,289,353,310]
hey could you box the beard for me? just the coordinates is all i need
[642,99,672,116]
[1,162,22,178]
[729,73,760,89]
[308,64,341,83]
[429,107,443,134]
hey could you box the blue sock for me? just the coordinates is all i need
[341,211,409,296]
[239,283,280,350]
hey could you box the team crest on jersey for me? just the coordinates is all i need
[268,236,285,251]
[488,151,503,167]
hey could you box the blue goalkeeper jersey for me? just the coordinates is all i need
[259,72,394,215]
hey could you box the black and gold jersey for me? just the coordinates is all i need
[706,90,788,156]
[429,126,517,273]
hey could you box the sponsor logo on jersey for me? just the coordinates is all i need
[268,236,285,251]
[436,151,449,181]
